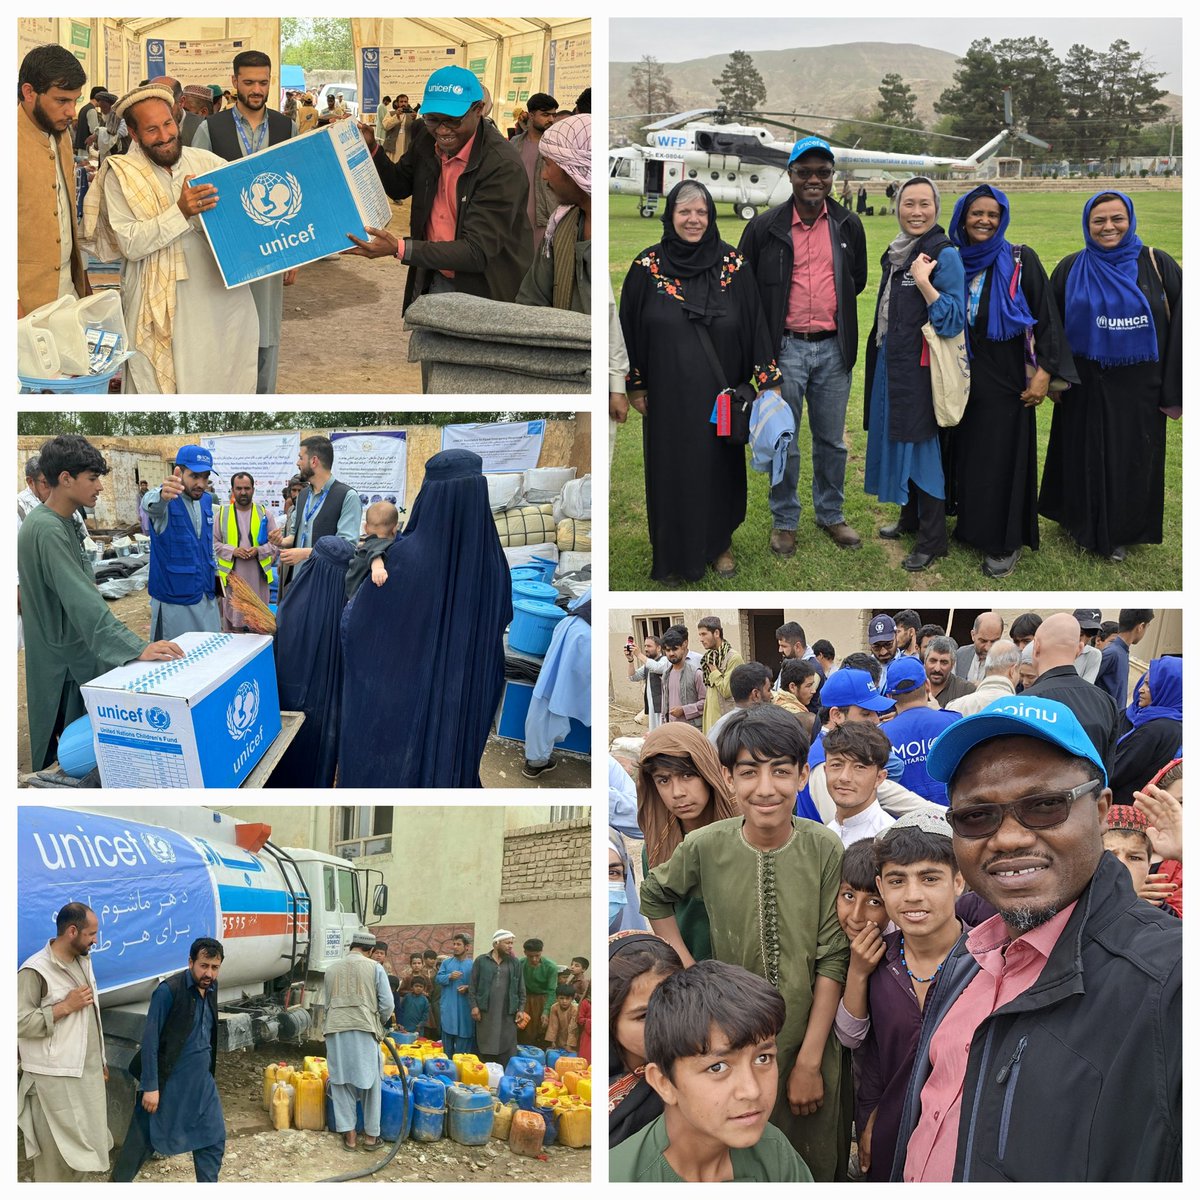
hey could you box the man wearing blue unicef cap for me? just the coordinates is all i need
[737,134,868,557]
[142,445,222,639]
[881,655,960,807]
[347,64,532,321]
[891,695,1181,1182]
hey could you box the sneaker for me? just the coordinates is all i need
[522,758,558,779]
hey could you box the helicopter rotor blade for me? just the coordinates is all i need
[750,110,971,143]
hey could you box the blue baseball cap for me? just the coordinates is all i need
[820,668,893,713]
[174,445,215,475]
[927,696,1107,785]
[788,135,834,166]
[421,66,484,118]
[885,656,926,697]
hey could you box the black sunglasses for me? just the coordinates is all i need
[945,779,1101,839]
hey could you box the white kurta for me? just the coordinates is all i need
[104,143,258,394]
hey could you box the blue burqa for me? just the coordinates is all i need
[339,449,512,787]
[270,534,355,788]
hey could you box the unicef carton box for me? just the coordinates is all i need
[192,120,392,288]
[81,632,281,788]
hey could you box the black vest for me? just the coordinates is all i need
[203,107,294,161]
[865,225,954,444]
[296,478,352,546]
[73,102,95,151]
[128,971,218,1090]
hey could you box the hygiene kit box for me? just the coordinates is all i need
[192,120,392,288]
[82,632,281,788]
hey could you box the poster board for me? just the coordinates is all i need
[360,44,459,112]
[198,432,300,521]
[17,18,58,66]
[330,430,407,512]
[548,35,590,102]
[146,36,247,88]
[441,420,545,472]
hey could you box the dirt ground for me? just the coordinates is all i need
[275,196,422,395]
[17,1044,591,1183]
[17,589,590,789]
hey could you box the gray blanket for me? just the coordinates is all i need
[404,293,590,349]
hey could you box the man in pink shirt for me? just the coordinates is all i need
[889,695,1181,1181]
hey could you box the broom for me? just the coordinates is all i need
[225,572,277,635]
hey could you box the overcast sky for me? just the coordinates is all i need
[609,19,1183,93]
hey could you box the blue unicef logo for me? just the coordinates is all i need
[141,831,176,864]
[227,680,260,741]
[146,706,171,731]
[241,171,303,230]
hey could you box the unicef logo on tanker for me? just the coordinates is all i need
[141,831,176,864]
[227,680,260,741]
[241,172,303,231]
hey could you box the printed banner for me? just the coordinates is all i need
[441,420,545,472]
[18,808,218,994]
[330,430,407,512]
[147,37,248,89]
[199,432,300,521]
[104,25,122,93]
[548,36,590,102]
[17,18,58,66]
[370,44,459,112]
[360,46,381,113]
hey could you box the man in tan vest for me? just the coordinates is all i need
[17,45,90,316]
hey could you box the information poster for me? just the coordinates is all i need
[199,432,300,520]
[126,37,140,93]
[362,44,459,113]
[548,35,590,101]
[104,25,122,92]
[17,18,57,65]
[69,21,90,64]
[441,420,545,472]
[330,430,407,513]
[147,37,248,88]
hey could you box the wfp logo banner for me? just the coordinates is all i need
[146,40,166,77]
[362,45,381,113]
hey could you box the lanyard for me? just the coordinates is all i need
[231,107,269,157]
[299,487,330,545]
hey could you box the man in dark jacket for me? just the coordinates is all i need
[346,65,531,314]
[738,136,868,556]
[891,696,1180,1181]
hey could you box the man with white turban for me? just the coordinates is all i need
[516,113,591,313]
[81,85,258,394]
[468,930,526,1068]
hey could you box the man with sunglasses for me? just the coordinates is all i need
[738,136,868,555]
[890,695,1181,1182]
[347,65,532,317]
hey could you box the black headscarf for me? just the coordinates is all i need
[657,181,727,323]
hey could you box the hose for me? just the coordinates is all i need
[318,1036,411,1182]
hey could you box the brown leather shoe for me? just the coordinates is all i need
[769,529,796,557]
[712,548,737,578]
[820,521,862,549]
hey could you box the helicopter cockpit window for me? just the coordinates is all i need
[611,157,633,179]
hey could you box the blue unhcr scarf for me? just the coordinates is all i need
[949,184,1034,347]
[1064,191,1157,368]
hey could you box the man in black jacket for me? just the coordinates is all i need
[738,136,867,556]
[891,696,1180,1181]
[345,65,531,314]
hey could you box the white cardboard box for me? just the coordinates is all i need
[82,632,281,788]
[193,120,392,288]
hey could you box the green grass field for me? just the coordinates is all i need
[609,190,1183,593]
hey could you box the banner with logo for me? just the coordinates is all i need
[17,18,57,65]
[331,430,407,513]
[17,807,218,993]
[365,44,459,113]
[441,420,545,472]
[199,432,299,520]
[146,36,248,88]
[548,35,590,101]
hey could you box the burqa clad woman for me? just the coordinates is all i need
[1110,656,1183,805]
[270,535,355,788]
[339,449,511,787]
[619,180,782,582]
[946,184,1077,578]
[863,176,965,572]
[1039,191,1182,562]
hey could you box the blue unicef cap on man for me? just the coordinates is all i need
[788,135,835,166]
[174,445,215,475]
[927,695,1108,785]
[421,66,484,118]
[820,667,893,713]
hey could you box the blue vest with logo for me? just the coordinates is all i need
[884,706,962,806]
[149,492,216,606]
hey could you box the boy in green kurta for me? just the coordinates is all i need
[17,435,183,771]
[640,704,850,1182]
[520,938,559,1046]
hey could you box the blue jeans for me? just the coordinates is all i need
[768,335,853,530]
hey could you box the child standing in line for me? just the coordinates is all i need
[544,984,580,1052]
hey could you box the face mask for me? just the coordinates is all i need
[609,881,627,924]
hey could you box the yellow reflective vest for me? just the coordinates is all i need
[216,503,276,587]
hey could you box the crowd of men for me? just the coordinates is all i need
[18,43,592,396]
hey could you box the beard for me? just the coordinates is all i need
[141,135,183,168]
[237,86,267,110]
[997,903,1060,934]
[32,95,68,135]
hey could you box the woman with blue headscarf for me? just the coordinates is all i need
[1039,191,1181,562]
[1111,656,1183,805]
[947,184,1077,578]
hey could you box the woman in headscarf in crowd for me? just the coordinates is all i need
[636,723,740,962]
[1111,656,1183,804]
[270,535,355,788]
[609,828,646,936]
[863,176,965,572]
[618,180,782,582]
[515,113,590,313]
[608,931,683,1147]
[947,184,1077,578]
[1038,191,1181,563]
[339,449,511,787]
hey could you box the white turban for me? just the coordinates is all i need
[491,929,514,945]
[113,86,176,120]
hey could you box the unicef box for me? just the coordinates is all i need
[192,120,392,288]
[81,632,281,788]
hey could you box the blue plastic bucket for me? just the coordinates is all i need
[512,580,558,605]
[527,556,557,584]
[19,359,123,395]
[510,566,542,585]
[509,599,567,656]
[57,714,97,778]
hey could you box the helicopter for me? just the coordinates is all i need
[610,92,1050,218]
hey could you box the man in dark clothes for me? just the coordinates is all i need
[112,938,226,1181]
[1093,608,1154,706]
[923,637,975,710]
[345,65,531,313]
[1022,611,1120,774]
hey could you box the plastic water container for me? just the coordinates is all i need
[423,1056,456,1086]
[557,1099,591,1148]
[411,1075,446,1142]
[453,1054,488,1087]
[555,1056,588,1078]
[30,296,90,374]
[496,1076,536,1111]
[294,1073,324,1130]
[577,1076,592,1104]
[16,313,60,376]
[509,1109,546,1157]
[398,1055,423,1078]
[545,1049,565,1073]
[512,579,558,605]
[484,1062,505,1093]
[270,1083,292,1130]
[447,1083,494,1146]
[509,599,567,656]
[503,1055,545,1084]
[56,714,97,778]
[325,1089,364,1133]
[516,1044,546,1066]
[263,1062,290,1109]
[379,1074,413,1142]
[535,1100,560,1148]
[492,1099,516,1140]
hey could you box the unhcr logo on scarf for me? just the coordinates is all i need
[1095,314,1150,330]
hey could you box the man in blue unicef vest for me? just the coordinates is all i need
[881,656,962,807]
[142,445,221,640]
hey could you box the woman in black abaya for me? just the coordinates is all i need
[618,180,781,582]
